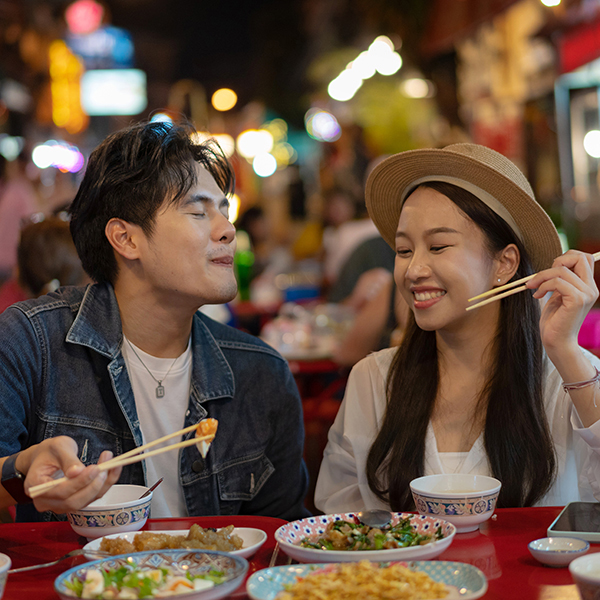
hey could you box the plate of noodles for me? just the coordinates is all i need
[246,560,488,600]
[275,512,456,563]
[83,525,267,559]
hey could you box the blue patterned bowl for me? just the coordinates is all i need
[54,549,248,600]
[66,484,152,540]
[410,474,501,533]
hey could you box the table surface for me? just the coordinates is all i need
[1,507,595,599]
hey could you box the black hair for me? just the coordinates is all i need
[366,181,556,509]
[69,120,235,284]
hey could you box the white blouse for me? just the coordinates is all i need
[315,347,600,514]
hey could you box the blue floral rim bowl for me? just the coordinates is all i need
[410,474,501,534]
[529,537,589,567]
[54,549,248,600]
[66,484,152,540]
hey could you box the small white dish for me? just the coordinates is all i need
[83,527,267,559]
[528,536,589,567]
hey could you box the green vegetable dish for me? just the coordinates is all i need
[299,517,444,551]
[64,563,226,598]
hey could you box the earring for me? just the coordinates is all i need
[497,279,501,283]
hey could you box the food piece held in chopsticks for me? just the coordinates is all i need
[196,418,218,458]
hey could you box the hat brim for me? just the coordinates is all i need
[365,148,562,272]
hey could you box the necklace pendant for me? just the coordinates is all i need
[156,384,165,398]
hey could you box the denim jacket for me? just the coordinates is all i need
[0,283,310,522]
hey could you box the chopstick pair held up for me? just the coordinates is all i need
[466,251,600,312]
[27,418,218,500]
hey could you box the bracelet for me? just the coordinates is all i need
[562,366,600,391]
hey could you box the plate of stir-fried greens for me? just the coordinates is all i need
[275,512,456,563]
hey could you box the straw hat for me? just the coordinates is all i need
[365,143,562,272]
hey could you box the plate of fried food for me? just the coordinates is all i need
[83,523,267,559]
[275,512,456,563]
[246,560,487,600]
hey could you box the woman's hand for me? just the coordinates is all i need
[527,250,598,357]
[15,437,122,513]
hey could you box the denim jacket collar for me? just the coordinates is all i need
[65,283,235,402]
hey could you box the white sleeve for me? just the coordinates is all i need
[546,350,600,504]
[314,351,392,514]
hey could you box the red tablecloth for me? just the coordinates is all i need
[1,507,597,599]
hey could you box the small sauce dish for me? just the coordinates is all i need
[528,536,590,567]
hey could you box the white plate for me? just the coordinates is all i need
[275,512,456,563]
[83,527,267,560]
[246,561,488,600]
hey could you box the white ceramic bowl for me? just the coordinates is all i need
[528,537,589,567]
[0,553,11,600]
[66,484,152,540]
[410,474,501,533]
[569,553,600,599]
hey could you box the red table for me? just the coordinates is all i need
[1,507,596,599]
[1,515,286,600]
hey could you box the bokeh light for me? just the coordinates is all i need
[583,130,600,158]
[349,52,376,79]
[211,88,237,111]
[211,133,235,157]
[65,0,104,35]
[236,129,274,159]
[328,70,363,102]
[252,153,277,177]
[305,108,341,142]
[0,135,24,160]
[32,140,84,172]
[400,78,434,98]
[540,0,560,6]
[150,112,173,123]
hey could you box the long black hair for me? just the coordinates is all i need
[366,181,556,509]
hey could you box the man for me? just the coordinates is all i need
[0,120,309,522]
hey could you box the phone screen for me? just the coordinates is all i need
[549,502,600,533]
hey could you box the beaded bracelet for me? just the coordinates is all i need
[562,366,600,391]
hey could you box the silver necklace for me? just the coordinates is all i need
[125,338,179,398]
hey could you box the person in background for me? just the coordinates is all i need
[0,216,90,313]
[316,143,600,513]
[0,153,39,285]
[0,120,309,522]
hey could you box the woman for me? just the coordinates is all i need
[315,143,600,512]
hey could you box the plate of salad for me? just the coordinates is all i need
[275,512,456,563]
[54,549,248,600]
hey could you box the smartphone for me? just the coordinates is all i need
[547,502,600,541]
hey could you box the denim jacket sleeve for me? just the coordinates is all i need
[0,305,41,456]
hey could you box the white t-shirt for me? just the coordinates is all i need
[121,336,192,518]
[315,347,600,514]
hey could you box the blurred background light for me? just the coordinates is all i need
[540,0,560,5]
[0,135,24,160]
[65,0,104,35]
[212,133,235,157]
[328,70,362,101]
[583,130,600,158]
[305,108,341,142]
[375,51,402,75]
[81,69,147,116]
[253,152,277,177]
[32,140,84,172]
[211,88,238,111]
[400,78,435,98]
[236,129,274,159]
[349,52,376,79]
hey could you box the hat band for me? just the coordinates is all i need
[402,175,525,244]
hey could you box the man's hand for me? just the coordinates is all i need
[2,437,122,513]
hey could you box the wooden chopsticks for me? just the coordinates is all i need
[28,422,215,500]
[466,251,600,312]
